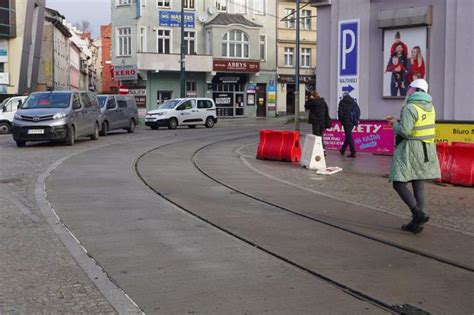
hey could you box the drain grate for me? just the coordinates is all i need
[393,304,430,315]
[0,178,22,184]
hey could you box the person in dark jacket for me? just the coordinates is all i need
[305,91,330,146]
[338,93,360,158]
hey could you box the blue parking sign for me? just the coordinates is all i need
[339,21,358,76]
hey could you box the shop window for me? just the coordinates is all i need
[186,81,197,97]
[222,30,249,59]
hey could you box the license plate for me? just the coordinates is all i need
[28,129,44,135]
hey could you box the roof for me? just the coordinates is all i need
[205,13,262,28]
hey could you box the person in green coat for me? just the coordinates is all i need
[386,79,441,234]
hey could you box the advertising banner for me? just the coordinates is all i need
[323,120,394,155]
[383,27,428,98]
[435,122,474,144]
[113,65,138,81]
[159,11,195,28]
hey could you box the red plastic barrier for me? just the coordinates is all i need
[450,142,474,187]
[436,142,453,183]
[257,130,301,162]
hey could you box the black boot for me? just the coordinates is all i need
[401,209,430,234]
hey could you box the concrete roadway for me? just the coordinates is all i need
[45,126,474,314]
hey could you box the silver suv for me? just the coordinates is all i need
[12,91,101,147]
[97,95,138,136]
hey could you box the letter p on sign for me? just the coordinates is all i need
[339,20,358,76]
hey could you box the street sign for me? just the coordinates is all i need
[159,11,195,28]
[337,19,359,102]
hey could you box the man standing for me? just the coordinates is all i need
[338,93,360,158]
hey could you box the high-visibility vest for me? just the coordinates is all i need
[408,104,436,143]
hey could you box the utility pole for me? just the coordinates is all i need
[180,0,185,97]
[295,0,301,131]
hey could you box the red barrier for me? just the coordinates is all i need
[257,130,301,162]
[450,142,474,187]
[436,142,453,183]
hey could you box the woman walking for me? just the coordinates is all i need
[386,79,440,234]
[305,91,330,151]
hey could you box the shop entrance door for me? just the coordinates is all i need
[256,84,267,117]
[286,84,295,115]
[235,93,245,116]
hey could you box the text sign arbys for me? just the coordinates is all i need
[113,65,138,81]
[213,59,260,73]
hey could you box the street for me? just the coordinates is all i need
[1,120,473,313]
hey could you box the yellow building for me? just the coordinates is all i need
[277,0,317,115]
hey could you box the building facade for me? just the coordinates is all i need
[0,0,45,99]
[277,0,317,116]
[100,24,119,94]
[37,8,72,91]
[312,0,474,121]
[112,0,278,117]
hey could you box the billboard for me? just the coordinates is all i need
[383,27,428,98]
[159,11,195,28]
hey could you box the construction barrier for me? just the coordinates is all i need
[301,134,326,170]
[436,142,474,187]
[257,130,301,162]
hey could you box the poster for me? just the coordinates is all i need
[435,122,474,144]
[323,120,394,155]
[383,27,428,98]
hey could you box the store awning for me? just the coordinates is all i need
[377,6,432,29]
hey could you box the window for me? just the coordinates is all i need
[284,47,294,66]
[157,0,170,8]
[183,0,194,9]
[72,93,81,109]
[234,0,246,14]
[118,100,127,108]
[216,0,227,11]
[198,100,213,109]
[157,29,171,54]
[184,31,196,55]
[186,82,197,97]
[117,0,131,6]
[140,27,146,52]
[0,63,4,72]
[301,48,311,67]
[80,93,92,108]
[106,98,116,109]
[285,9,295,29]
[117,27,132,56]
[177,100,195,110]
[301,10,311,30]
[222,30,249,59]
[259,35,266,61]
[254,0,265,15]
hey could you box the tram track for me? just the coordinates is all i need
[134,132,473,314]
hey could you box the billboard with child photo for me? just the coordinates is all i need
[383,27,428,98]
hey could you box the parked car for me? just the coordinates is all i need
[12,91,101,147]
[145,98,217,130]
[97,94,138,136]
[0,96,28,134]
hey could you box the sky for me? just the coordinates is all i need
[46,0,111,38]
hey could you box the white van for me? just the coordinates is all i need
[145,98,217,130]
[0,96,28,134]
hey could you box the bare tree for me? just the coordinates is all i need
[73,20,92,33]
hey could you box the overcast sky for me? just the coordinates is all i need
[46,0,111,38]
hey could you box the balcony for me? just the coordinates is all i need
[137,53,213,73]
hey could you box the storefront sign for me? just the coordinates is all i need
[213,59,260,73]
[338,19,359,102]
[278,75,315,84]
[323,120,394,155]
[213,92,234,116]
[113,65,138,81]
[246,83,256,93]
[267,84,276,110]
[435,122,474,144]
[159,11,195,28]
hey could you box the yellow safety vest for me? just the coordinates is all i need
[409,104,436,143]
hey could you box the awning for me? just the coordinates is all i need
[377,6,432,29]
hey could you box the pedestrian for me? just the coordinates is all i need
[386,79,440,234]
[305,91,330,153]
[338,92,360,158]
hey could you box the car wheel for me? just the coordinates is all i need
[168,118,178,129]
[100,121,108,136]
[151,126,159,130]
[188,125,196,129]
[205,117,215,128]
[16,140,26,147]
[127,119,136,133]
[0,122,11,134]
[65,126,75,146]
[90,123,99,140]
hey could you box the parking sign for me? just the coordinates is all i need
[338,20,359,102]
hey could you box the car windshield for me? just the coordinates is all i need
[21,93,71,109]
[157,100,180,110]
[97,96,107,108]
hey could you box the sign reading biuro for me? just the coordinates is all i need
[159,11,195,28]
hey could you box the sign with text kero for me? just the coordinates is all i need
[338,20,359,102]
[113,65,138,81]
